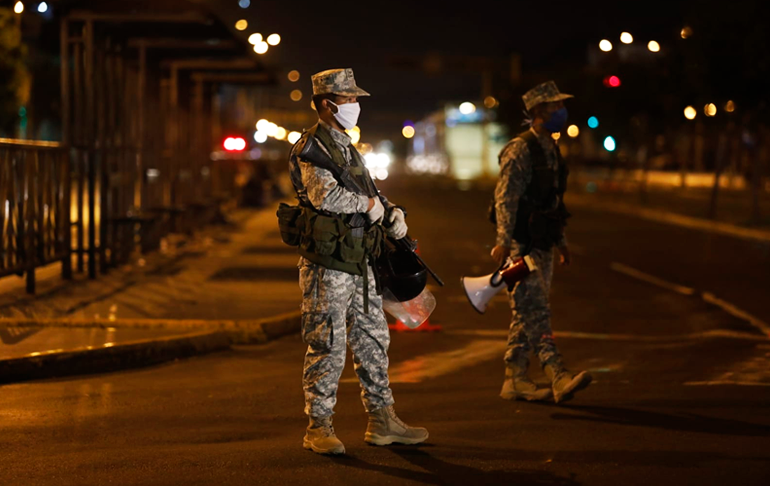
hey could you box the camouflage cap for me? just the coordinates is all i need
[522,81,573,111]
[311,68,371,97]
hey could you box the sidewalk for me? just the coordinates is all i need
[568,170,770,232]
[0,203,303,382]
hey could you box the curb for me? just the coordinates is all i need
[0,311,302,384]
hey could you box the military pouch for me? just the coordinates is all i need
[276,203,304,247]
[311,214,339,256]
[339,232,366,263]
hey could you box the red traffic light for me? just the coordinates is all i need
[603,75,621,88]
[223,136,246,151]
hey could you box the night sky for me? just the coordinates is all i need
[206,0,691,136]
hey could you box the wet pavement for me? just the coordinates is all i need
[1,178,769,485]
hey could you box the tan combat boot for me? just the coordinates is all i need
[544,361,593,404]
[365,405,429,446]
[500,366,554,402]
[303,416,345,455]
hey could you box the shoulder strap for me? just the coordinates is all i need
[517,130,548,170]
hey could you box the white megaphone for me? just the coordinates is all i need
[462,255,538,314]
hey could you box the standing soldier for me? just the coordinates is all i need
[491,81,592,404]
[282,68,428,455]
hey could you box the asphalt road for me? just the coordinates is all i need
[1,178,769,485]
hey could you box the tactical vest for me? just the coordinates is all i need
[278,123,384,277]
[510,130,570,251]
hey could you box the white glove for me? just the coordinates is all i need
[386,208,408,239]
[367,197,385,224]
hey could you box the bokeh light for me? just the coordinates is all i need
[248,33,263,44]
[38,2,48,13]
[275,127,287,140]
[599,39,613,52]
[290,90,303,102]
[587,116,599,129]
[254,42,268,54]
[681,26,693,39]
[256,119,269,131]
[725,100,735,113]
[483,96,498,109]
[620,32,633,44]
[266,122,278,137]
[603,136,616,152]
[14,1,24,13]
[459,102,476,115]
[647,41,660,52]
[567,125,580,138]
[287,131,302,144]
[402,126,415,139]
[704,103,717,117]
[552,132,561,141]
[684,106,697,120]
[235,19,248,31]
[288,70,300,82]
[239,0,251,8]
[254,131,267,144]
[267,34,281,46]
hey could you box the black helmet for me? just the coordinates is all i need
[376,247,428,302]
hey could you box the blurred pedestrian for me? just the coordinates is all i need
[282,68,426,455]
[490,81,592,404]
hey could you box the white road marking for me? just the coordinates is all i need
[342,339,507,384]
[610,262,696,295]
[610,262,770,337]
[701,292,770,336]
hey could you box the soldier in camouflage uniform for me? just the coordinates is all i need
[491,81,592,404]
[287,68,428,455]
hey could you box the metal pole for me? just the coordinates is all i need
[85,20,97,279]
[60,17,73,279]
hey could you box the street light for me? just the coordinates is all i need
[599,39,613,52]
[267,34,281,46]
[684,106,697,120]
[14,1,24,13]
[647,41,660,52]
[620,32,633,44]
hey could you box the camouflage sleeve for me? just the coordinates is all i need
[494,139,532,251]
[299,160,370,214]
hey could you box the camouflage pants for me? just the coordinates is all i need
[299,258,395,418]
[505,247,562,368]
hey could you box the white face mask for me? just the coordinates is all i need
[328,101,361,130]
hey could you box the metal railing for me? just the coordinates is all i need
[0,139,72,293]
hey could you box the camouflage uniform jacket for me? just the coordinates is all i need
[494,127,567,254]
